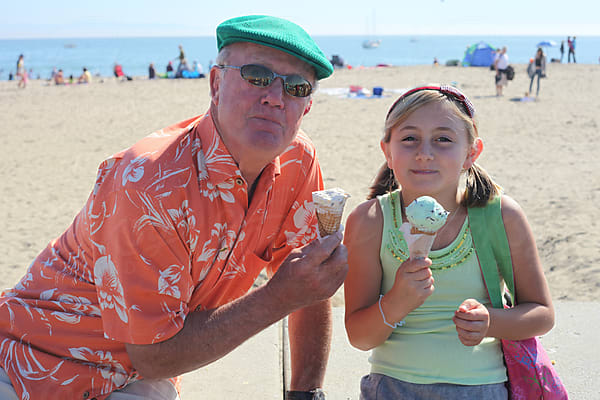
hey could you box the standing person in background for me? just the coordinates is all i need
[493,47,509,96]
[528,48,547,98]
[569,36,577,63]
[567,37,574,63]
[16,54,27,88]
[559,40,565,63]
[148,63,156,79]
[175,44,186,71]
[0,14,345,400]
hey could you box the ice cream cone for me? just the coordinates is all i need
[400,223,437,260]
[312,188,350,237]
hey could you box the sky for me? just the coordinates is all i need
[2,0,599,39]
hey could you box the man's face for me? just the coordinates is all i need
[210,42,315,171]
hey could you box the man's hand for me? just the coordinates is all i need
[453,298,490,346]
[266,231,348,311]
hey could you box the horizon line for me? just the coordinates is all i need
[1,33,597,41]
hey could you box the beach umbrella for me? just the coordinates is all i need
[536,40,557,47]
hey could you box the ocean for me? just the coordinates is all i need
[1,35,598,81]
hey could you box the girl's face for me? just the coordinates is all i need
[381,100,480,201]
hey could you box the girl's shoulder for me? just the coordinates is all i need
[498,194,529,232]
[345,198,384,239]
[347,198,382,226]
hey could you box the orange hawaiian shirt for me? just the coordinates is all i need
[0,112,323,400]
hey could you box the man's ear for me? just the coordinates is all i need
[209,67,221,105]
[303,99,313,116]
[464,138,484,170]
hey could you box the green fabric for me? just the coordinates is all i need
[370,191,506,385]
[467,195,515,308]
[216,15,334,80]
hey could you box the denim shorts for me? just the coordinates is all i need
[360,373,508,400]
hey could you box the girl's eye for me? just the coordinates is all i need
[436,136,453,143]
[401,135,417,142]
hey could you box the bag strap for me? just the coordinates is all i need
[468,196,516,309]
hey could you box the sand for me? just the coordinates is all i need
[1,63,599,306]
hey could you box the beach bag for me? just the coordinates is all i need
[468,197,568,400]
[505,65,515,80]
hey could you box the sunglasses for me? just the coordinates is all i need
[216,64,313,98]
[387,85,476,120]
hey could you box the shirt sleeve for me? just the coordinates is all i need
[90,188,193,345]
[266,150,324,277]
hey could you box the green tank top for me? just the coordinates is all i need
[370,191,507,385]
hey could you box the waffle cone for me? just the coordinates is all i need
[316,209,343,237]
[410,226,436,235]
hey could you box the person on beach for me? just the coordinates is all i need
[568,36,576,63]
[493,47,509,96]
[166,61,174,78]
[528,48,547,97]
[0,15,345,400]
[148,62,156,79]
[343,85,554,399]
[16,54,27,88]
[78,67,92,84]
[54,68,65,85]
[559,40,565,63]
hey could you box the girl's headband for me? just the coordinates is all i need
[386,85,476,121]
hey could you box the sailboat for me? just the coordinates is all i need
[362,39,381,49]
[362,10,380,49]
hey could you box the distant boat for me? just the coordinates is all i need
[362,39,381,49]
[64,44,76,49]
[362,9,380,49]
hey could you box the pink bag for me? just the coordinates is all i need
[469,199,568,399]
[502,337,568,399]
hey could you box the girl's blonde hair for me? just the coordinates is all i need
[368,87,501,207]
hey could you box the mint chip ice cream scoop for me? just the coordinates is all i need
[405,196,449,234]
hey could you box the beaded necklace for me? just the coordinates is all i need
[387,191,474,272]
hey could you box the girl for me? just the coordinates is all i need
[529,47,547,97]
[343,85,554,399]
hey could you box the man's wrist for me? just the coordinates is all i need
[285,388,325,400]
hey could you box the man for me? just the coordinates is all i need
[568,36,576,63]
[0,15,347,400]
[493,46,509,96]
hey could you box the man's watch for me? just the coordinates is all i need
[285,389,326,400]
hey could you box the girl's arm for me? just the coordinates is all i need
[344,199,433,350]
[486,195,555,340]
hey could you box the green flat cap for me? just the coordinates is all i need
[217,15,333,80]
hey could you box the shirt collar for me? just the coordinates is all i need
[193,111,281,186]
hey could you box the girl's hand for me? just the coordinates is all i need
[453,299,490,346]
[386,257,434,320]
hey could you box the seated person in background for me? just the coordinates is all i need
[54,69,65,85]
[166,61,174,78]
[114,63,125,79]
[78,67,92,84]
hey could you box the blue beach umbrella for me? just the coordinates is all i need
[536,40,557,48]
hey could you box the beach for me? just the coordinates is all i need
[1,63,599,306]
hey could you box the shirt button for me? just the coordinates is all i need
[82,391,89,399]
[235,178,244,186]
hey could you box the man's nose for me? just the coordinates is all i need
[260,77,285,108]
